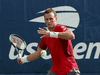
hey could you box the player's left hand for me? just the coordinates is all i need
[37,27,50,38]
[17,58,24,65]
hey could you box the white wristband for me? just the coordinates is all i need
[21,56,29,63]
[50,32,59,38]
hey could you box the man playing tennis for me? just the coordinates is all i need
[17,8,80,75]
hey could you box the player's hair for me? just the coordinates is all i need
[44,8,57,17]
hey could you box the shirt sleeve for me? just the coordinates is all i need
[60,25,68,32]
[39,37,47,50]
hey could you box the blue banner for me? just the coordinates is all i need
[0,0,100,75]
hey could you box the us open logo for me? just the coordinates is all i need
[29,6,80,31]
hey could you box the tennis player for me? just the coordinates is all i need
[17,8,80,75]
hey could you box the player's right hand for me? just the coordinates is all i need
[17,58,24,65]
[37,27,50,38]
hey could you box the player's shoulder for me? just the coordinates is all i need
[56,25,67,29]
[56,25,67,31]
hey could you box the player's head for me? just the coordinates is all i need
[44,8,57,30]
[44,8,57,17]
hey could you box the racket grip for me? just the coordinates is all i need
[18,53,21,58]
[17,53,22,64]
[19,61,21,64]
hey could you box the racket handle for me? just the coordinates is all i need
[18,53,21,58]
[17,53,22,64]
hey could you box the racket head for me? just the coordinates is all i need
[9,34,26,50]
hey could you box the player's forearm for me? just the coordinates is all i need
[38,27,75,40]
[20,47,42,63]
[58,32,75,40]
[27,51,41,61]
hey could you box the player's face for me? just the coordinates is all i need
[44,12,57,30]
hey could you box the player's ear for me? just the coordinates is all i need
[44,17,46,22]
[44,17,45,21]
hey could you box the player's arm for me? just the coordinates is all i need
[38,27,75,40]
[27,47,42,61]
[17,47,42,64]
[58,29,75,40]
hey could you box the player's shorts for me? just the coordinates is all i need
[47,68,80,75]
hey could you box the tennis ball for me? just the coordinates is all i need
[41,50,47,57]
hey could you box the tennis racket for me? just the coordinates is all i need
[9,34,26,58]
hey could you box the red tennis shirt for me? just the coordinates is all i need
[39,25,79,75]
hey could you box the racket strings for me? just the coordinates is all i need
[11,35,25,50]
